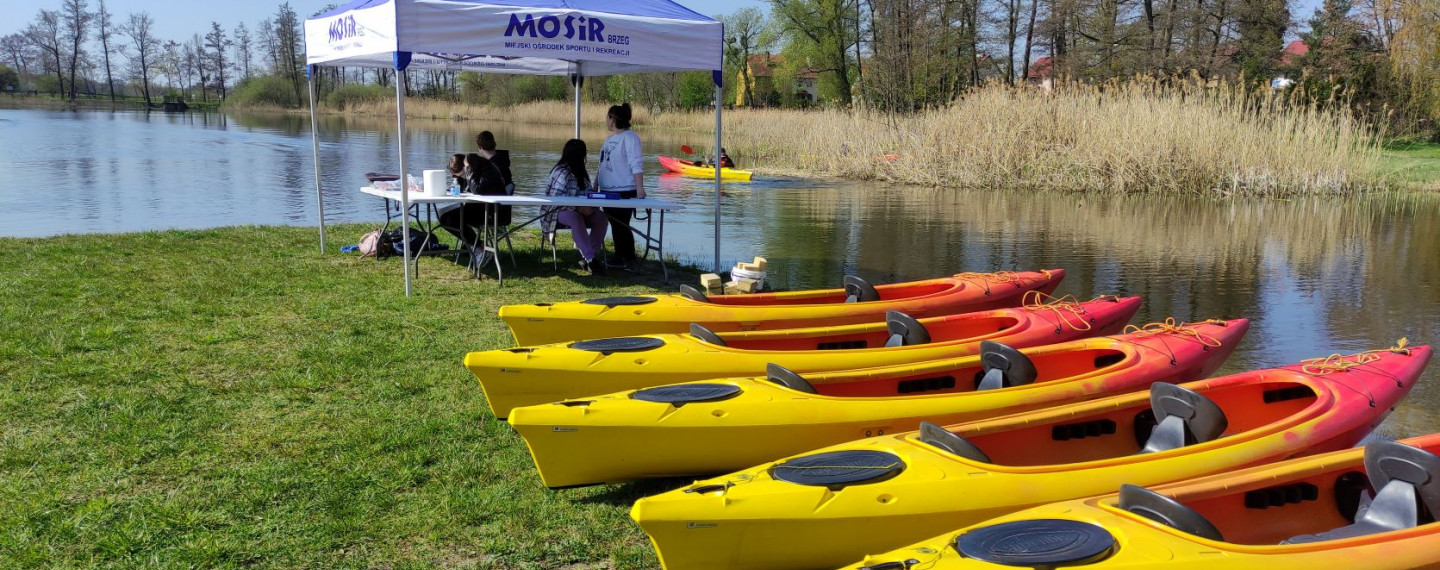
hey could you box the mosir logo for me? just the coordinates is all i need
[328,15,362,43]
[504,13,605,42]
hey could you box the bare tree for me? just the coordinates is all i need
[256,18,278,73]
[161,39,180,89]
[119,12,160,105]
[1,34,33,78]
[234,22,253,80]
[96,0,117,100]
[189,34,209,101]
[204,22,230,98]
[25,11,66,96]
[60,0,93,101]
[274,3,303,104]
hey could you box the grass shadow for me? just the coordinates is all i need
[566,477,696,507]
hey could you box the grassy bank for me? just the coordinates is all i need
[0,225,692,569]
[1,93,222,112]
[1381,141,1440,191]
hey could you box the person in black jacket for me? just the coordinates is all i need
[439,153,508,247]
[477,131,513,226]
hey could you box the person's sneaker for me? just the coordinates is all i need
[586,259,607,275]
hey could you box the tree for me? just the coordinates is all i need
[256,18,278,73]
[25,11,66,96]
[60,0,93,101]
[1297,0,1382,102]
[1,34,32,79]
[189,34,208,101]
[1234,0,1289,80]
[96,0,117,100]
[0,65,19,91]
[769,0,861,105]
[273,3,304,105]
[234,22,253,80]
[725,8,771,107]
[204,22,230,98]
[119,12,159,105]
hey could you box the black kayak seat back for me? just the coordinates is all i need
[766,363,817,394]
[679,284,709,302]
[919,421,991,463]
[844,275,881,303]
[1140,383,1229,454]
[1283,440,1440,544]
[884,311,932,347]
[689,323,727,347]
[976,341,1039,390]
[1119,484,1225,542]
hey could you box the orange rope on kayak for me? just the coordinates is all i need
[1122,318,1226,348]
[1022,291,1093,332]
[953,271,1023,295]
[1301,338,1410,375]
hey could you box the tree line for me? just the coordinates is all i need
[1,0,307,107]
[1,0,1434,133]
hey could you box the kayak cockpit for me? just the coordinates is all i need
[806,346,1130,398]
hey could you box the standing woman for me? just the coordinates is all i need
[595,103,645,269]
[542,139,608,274]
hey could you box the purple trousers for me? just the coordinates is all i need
[557,208,609,262]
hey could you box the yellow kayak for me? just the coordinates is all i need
[470,293,1131,419]
[508,318,1247,488]
[659,155,754,181]
[500,270,1065,346]
[630,344,1431,570]
[846,432,1440,569]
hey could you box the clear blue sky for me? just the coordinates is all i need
[1,0,765,41]
[3,0,1319,47]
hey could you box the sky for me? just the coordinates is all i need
[2,0,1321,49]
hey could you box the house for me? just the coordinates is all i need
[735,54,821,107]
[1026,56,1055,91]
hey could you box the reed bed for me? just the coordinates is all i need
[332,98,656,127]
[659,81,1387,195]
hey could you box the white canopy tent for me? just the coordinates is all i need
[304,0,726,295]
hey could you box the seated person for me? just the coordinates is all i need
[477,131,514,192]
[693,148,735,169]
[542,139,609,274]
[446,153,465,190]
[439,153,509,247]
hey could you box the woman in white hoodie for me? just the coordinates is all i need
[595,103,645,268]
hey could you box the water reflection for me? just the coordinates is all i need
[2,106,1437,435]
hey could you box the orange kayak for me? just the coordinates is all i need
[508,318,1247,487]
[499,270,1065,345]
[471,293,1135,418]
[632,344,1431,570]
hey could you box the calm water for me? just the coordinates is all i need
[3,106,1438,436]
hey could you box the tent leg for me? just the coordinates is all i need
[713,84,723,273]
[307,72,326,254]
[396,75,413,297]
[573,69,582,139]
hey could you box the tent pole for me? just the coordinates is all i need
[307,68,327,254]
[573,65,582,139]
[396,72,413,297]
[713,83,723,273]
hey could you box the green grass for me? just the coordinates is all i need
[0,225,695,569]
[1381,141,1440,190]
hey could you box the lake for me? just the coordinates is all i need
[2,106,1438,437]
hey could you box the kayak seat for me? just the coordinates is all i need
[919,422,991,463]
[884,311,932,347]
[976,341,1038,390]
[689,323,727,347]
[679,284,709,302]
[1282,440,1440,544]
[844,275,881,303]
[1140,383,1229,454]
[766,363,817,394]
[1119,484,1225,541]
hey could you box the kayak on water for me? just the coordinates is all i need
[497,269,1065,346]
[472,292,1131,418]
[658,155,754,181]
[847,430,1440,569]
[507,317,1246,488]
[630,343,1431,570]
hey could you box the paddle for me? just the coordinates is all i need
[680,144,696,155]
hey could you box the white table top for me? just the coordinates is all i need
[360,186,685,211]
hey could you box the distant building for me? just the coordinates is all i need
[1279,40,1310,67]
[735,54,821,107]
[1026,56,1055,91]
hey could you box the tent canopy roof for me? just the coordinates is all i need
[305,0,723,77]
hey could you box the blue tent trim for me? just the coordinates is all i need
[393,51,412,71]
